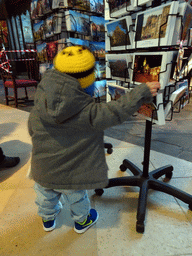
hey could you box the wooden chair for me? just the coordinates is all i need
[0,50,38,108]
[1,69,38,108]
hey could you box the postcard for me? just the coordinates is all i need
[179,53,192,78]
[66,37,90,47]
[0,21,8,47]
[31,0,42,19]
[131,51,175,89]
[135,1,179,48]
[138,91,166,125]
[172,48,191,79]
[108,0,135,18]
[189,28,192,46]
[164,84,188,117]
[41,0,52,14]
[172,48,185,81]
[89,41,105,58]
[133,0,152,7]
[106,54,133,82]
[44,13,62,38]
[31,0,52,19]
[46,41,58,61]
[57,38,66,53]
[90,0,104,13]
[52,0,90,10]
[52,0,64,8]
[36,42,47,63]
[65,10,91,35]
[93,80,106,98]
[33,20,45,41]
[174,2,192,46]
[105,16,134,51]
[107,83,129,101]
[95,60,106,79]
[90,16,106,41]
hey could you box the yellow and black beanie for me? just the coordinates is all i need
[54,45,96,94]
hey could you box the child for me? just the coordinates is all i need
[28,45,160,233]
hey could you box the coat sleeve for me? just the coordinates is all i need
[85,83,153,131]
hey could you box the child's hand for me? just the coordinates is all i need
[146,81,161,97]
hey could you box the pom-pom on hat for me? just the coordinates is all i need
[53,45,96,89]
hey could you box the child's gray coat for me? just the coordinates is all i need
[28,69,153,190]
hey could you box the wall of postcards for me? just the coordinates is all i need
[30,0,108,99]
[105,0,192,125]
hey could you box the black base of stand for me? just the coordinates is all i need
[96,120,192,233]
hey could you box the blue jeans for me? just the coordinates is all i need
[34,183,91,222]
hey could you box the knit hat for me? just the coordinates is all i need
[53,45,96,90]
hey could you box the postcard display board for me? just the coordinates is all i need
[30,0,107,98]
[105,0,192,125]
[95,0,192,234]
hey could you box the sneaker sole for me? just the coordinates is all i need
[74,213,99,234]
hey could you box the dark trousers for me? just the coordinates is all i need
[0,147,5,163]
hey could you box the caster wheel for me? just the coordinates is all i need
[189,203,192,211]
[136,222,145,233]
[95,189,104,196]
[107,148,113,154]
[120,164,127,172]
[165,171,173,179]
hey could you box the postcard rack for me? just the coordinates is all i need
[31,0,106,81]
[95,0,192,233]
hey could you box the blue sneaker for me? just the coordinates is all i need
[42,201,62,232]
[74,209,99,234]
[42,218,56,232]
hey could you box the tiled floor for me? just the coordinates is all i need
[0,103,192,256]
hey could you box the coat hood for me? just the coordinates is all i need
[34,69,93,124]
